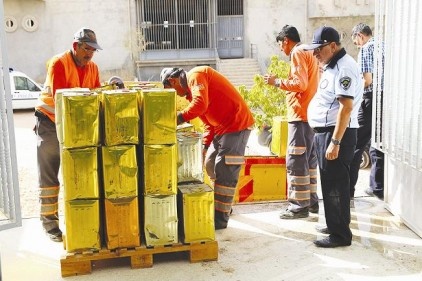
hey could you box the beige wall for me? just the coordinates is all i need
[4,0,136,83]
[3,0,375,83]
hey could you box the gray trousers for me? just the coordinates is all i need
[286,121,318,212]
[205,129,251,226]
[35,114,61,232]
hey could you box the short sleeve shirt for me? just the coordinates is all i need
[308,48,364,128]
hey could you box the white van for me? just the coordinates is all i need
[8,69,42,110]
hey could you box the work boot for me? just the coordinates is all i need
[309,203,319,214]
[46,227,63,242]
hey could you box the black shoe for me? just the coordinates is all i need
[309,204,319,214]
[314,237,351,248]
[46,227,63,242]
[215,222,228,230]
[279,208,309,219]
[365,188,384,200]
[315,225,331,234]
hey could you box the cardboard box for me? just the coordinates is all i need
[104,197,141,249]
[177,183,215,243]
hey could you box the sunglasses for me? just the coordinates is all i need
[314,43,331,52]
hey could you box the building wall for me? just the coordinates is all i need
[4,0,135,83]
[4,0,375,83]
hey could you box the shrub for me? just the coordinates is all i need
[239,55,289,130]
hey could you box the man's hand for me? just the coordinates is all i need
[263,74,277,86]
[325,142,340,160]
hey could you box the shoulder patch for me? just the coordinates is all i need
[339,76,352,90]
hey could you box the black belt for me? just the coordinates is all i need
[35,110,50,120]
[363,92,372,99]
[312,126,335,133]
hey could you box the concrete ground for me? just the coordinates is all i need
[1,110,422,281]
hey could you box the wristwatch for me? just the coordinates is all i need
[331,138,341,145]
[274,78,281,88]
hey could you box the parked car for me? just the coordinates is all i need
[7,69,42,110]
[259,126,371,169]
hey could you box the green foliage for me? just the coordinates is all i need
[239,55,290,130]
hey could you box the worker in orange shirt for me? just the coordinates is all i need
[264,25,320,219]
[34,28,102,242]
[161,66,254,229]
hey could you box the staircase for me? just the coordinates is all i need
[216,58,262,89]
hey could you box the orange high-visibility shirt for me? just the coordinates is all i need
[36,50,100,122]
[181,66,254,146]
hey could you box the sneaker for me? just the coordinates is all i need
[279,209,309,219]
[309,204,319,214]
[315,225,331,234]
[365,188,384,200]
[46,227,63,242]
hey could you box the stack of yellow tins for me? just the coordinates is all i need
[101,89,140,249]
[59,90,102,252]
[141,89,178,247]
[176,130,215,243]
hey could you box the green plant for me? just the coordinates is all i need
[239,55,290,130]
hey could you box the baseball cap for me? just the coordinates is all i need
[303,26,340,50]
[73,28,102,50]
[160,67,183,86]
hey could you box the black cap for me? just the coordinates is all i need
[303,26,340,50]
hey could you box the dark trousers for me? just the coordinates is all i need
[314,128,356,243]
[370,147,384,196]
[349,94,372,197]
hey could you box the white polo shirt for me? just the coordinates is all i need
[308,48,363,128]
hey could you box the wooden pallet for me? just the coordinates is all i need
[60,241,218,277]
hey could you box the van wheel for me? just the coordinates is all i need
[360,149,370,169]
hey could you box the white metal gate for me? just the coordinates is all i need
[0,3,22,231]
[375,0,422,238]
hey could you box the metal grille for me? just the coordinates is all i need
[376,0,422,171]
[136,0,216,50]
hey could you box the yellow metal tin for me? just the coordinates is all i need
[270,116,288,157]
[102,90,139,146]
[144,195,178,247]
[64,199,101,253]
[143,144,177,195]
[62,147,99,201]
[55,88,91,145]
[177,132,203,183]
[104,197,141,249]
[141,89,176,145]
[62,92,100,148]
[234,156,287,203]
[177,183,215,243]
[102,145,138,199]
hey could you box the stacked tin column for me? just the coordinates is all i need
[58,89,102,252]
[101,89,141,250]
[176,130,215,243]
[140,89,179,247]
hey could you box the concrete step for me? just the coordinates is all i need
[217,58,262,89]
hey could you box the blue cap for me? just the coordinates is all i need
[303,26,340,50]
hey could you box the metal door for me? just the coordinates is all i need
[217,15,244,58]
[217,0,244,58]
